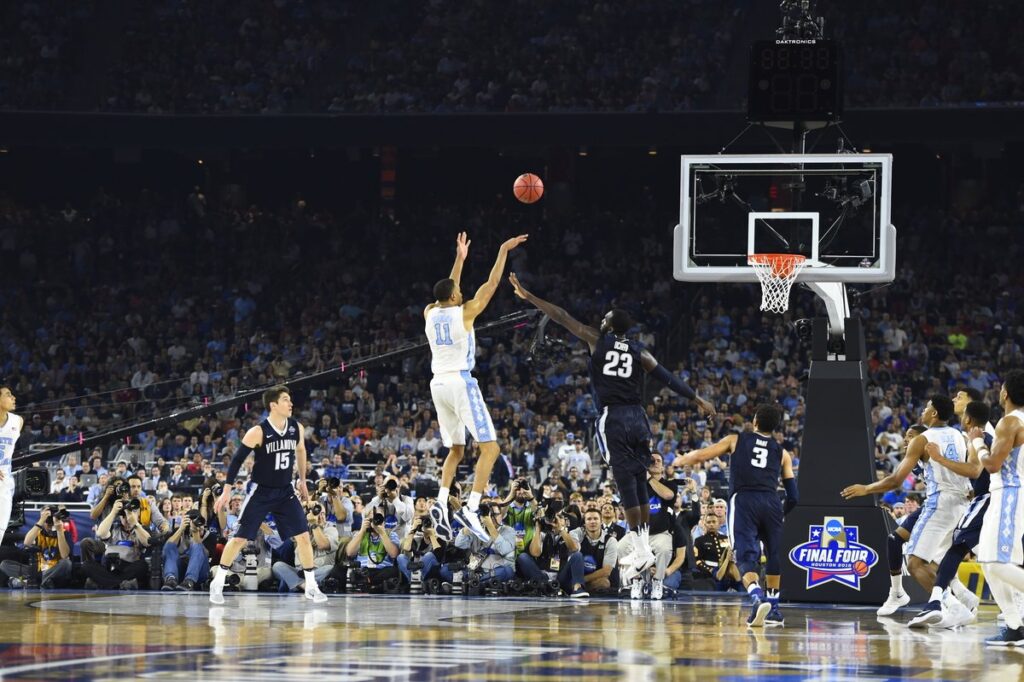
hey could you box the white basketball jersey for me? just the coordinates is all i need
[921,425,970,497]
[991,409,1024,492]
[425,306,475,375]
[0,413,23,479]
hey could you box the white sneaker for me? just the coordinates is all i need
[938,597,975,628]
[650,579,664,600]
[209,583,225,605]
[632,543,655,573]
[877,589,910,616]
[952,584,980,615]
[305,583,328,604]
[455,508,490,543]
[630,577,644,600]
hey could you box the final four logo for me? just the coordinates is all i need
[789,516,879,590]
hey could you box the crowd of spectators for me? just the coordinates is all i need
[6,1,1022,112]
[2,170,1023,593]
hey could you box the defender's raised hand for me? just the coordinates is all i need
[508,272,529,300]
[456,231,471,260]
[500,235,529,252]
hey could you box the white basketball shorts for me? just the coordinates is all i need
[977,486,1024,565]
[904,492,967,564]
[429,372,496,447]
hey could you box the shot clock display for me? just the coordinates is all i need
[748,40,842,124]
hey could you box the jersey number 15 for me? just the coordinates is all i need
[275,452,292,471]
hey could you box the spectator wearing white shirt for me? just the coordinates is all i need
[416,428,441,456]
[50,469,68,494]
[560,439,592,476]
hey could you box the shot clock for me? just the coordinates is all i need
[748,40,842,125]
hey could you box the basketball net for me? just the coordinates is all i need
[748,254,807,314]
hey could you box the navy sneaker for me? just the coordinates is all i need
[747,597,771,627]
[908,600,943,628]
[430,501,453,542]
[986,626,1024,647]
[764,606,785,627]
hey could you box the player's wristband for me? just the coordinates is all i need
[972,437,987,452]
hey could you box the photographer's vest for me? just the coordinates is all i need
[359,533,389,567]
[137,497,152,527]
[505,505,535,555]
[580,529,609,575]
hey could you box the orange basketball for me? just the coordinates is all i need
[852,560,869,577]
[513,173,544,204]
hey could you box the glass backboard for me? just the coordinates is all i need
[673,154,895,283]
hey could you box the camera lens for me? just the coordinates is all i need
[327,477,341,489]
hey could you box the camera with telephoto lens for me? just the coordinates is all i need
[325,477,341,491]
[111,480,129,498]
[536,500,564,532]
[418,515,432,530]
[210,482,224,497]
[308,502,323,517]
[371,512,385,527]
[515,478,530,491]
[185,509,205,526]
[120,498,141,516]
[384,479,398,493]
[45,506,70,524]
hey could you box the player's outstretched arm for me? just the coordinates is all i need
[981,417,1018,474]
[462,235,527,325]
[217,425,263,513]
[923,436,983,479]
[508,272,600,351]
[841,433,924,499]
[639,350,715,415]
[673,434,738,468]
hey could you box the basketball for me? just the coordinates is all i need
[513,173,544,204]
[852,560,869,577]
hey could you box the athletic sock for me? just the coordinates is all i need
[467,491,482,512]
[747,582,764,602]
[766,588,780,607]
[212,565,229,587]
[889,573,904,594]
[437,487,449,510]
[303,569,316,589]
[950,577,971,601]
[929,586,943,604]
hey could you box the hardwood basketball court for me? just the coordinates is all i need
[0,591,1018,681]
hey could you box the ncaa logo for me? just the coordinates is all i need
[789,516,879,590]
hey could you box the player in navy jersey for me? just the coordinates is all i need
[209,385,327,604]
[909,400,991,628]
[508,273,714,574]
[675,404,797,627]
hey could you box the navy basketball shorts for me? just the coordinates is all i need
[950,495,989,551]
[728,490,784,576]
[597,404,653,509]
[235,483,307,541]
[897,507,921,535]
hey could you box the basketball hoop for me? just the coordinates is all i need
[748,254,807,314]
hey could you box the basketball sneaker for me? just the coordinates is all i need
[632,529,655,573]
[951,582,980,616]
[876,588,910,616]
[937,597,974,629]
[764,606,785,627]
[650,579,664,601]
[907,601,943,628]
[209,576,225,605]
[430,502,453,542]
[986,626,1024,647]
[747,596,771,627]
[630,577,644,600]
[305,582,329,604]
[455,507,490,543]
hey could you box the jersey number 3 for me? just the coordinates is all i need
[751,445,768,469]
[275,452,292,471]
[602,350,634,378]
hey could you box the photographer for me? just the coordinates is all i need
[363,475,412,539]
[83,498,151,590]
[344,509,401,588]
[397,506,444,582]
[570,509,618,593]
[0,507,72,588]
[502,478,537,557]
[452,500,516,587]
[228,516,283,586]
[515,504,589,598]
[161,509,211,591]
[90,474,169,534]
[273,500,339,592]
[318,476,354,541]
